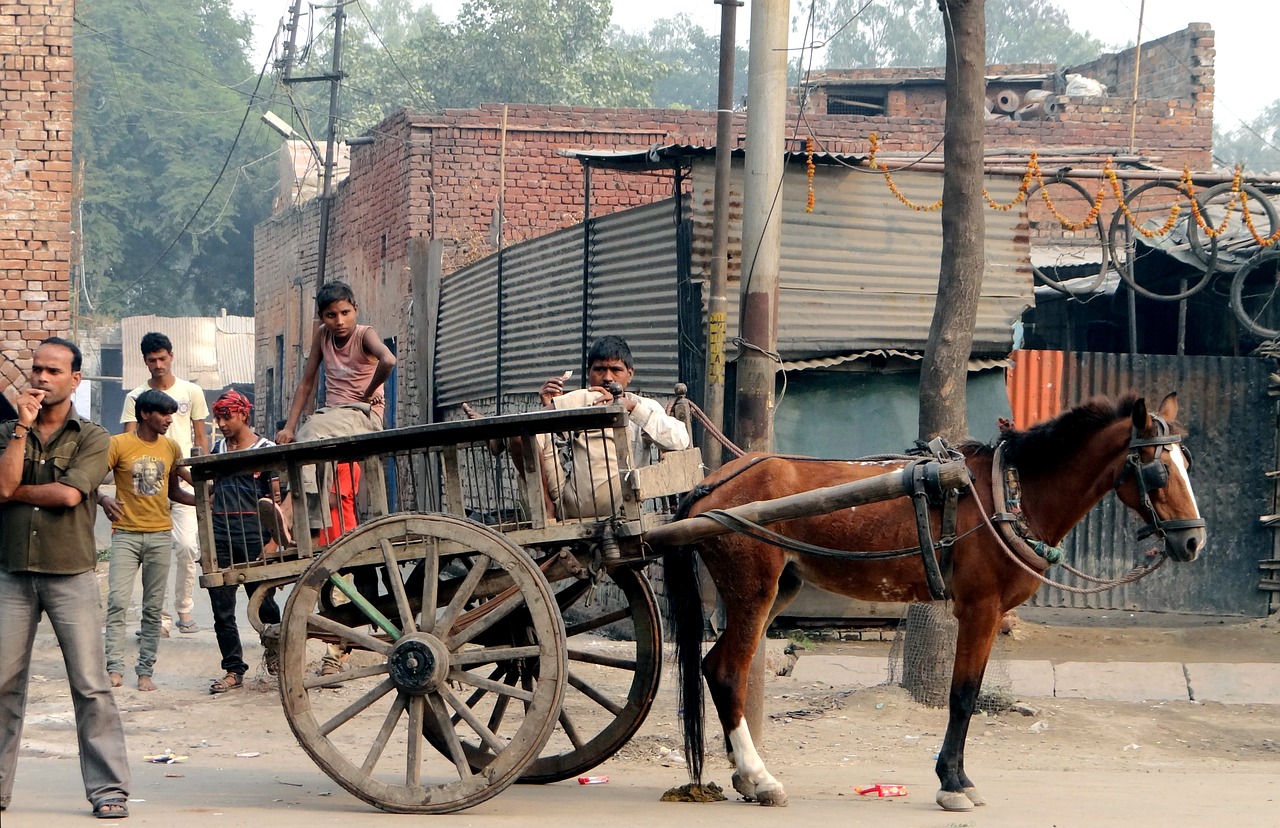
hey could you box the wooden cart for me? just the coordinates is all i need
[187,405,966,814]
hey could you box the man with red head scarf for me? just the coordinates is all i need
[205,390,280,692]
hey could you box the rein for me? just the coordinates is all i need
[683,418,1192,598]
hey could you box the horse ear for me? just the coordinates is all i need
[1131,397,1149,430]
[1157,391,1179,421]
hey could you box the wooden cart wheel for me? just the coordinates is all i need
[419,555,663,784]
[277,513,566,814]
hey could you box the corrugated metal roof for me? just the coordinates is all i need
[782,349,1010,372]
[120,314,254,390]
[689,157,1033,359]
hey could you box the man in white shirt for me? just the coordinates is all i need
[120,331,210,634]
[536,336,690,518]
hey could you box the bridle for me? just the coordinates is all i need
[1115,415,1206,542]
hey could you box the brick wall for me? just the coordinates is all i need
[0,0,74,376]
[255,26,1217,427]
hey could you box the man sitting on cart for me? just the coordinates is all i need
[535,336,690,519]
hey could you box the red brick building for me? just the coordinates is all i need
[254,24,1217,430]
[1,0,74,389]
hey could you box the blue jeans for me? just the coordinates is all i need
[0,568,131,810]
[105,530,172,678]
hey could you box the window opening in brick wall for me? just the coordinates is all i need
[827,87,888,116]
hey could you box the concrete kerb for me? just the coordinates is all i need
[789,654,1280,704]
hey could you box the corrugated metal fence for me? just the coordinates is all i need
[436,199,684,411]
[1008,350,1275,616]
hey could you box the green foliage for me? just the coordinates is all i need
[323,0,660,133]
[1214,101,1280,174]
[614,14,749,111]
[812,0,1111,69]
[74,0,275,317]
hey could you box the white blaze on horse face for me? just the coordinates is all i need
[1168,445,1201,517]
[727,721,784,797]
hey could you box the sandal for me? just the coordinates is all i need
[93,797,129,819]
[210,672,244,694]
[176,618,200,634]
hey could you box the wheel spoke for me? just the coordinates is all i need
[487,670,518,732]
[556,707,586,750]
[566,669,624,717]
[426,693,472,778]
[448,589,526,647]
[319,677,397,737]
[438,554,490,633]
[564,606,629,637]
[449,668,536,703]
[304,662,390,690]
[452,644,542,666]
[380,539,417,636]
[441,684,507,754]
[406,695,424,788]
[419,538,439,633]
[566,648,637,670]
[306,613,392,655]
[360,692,407,774]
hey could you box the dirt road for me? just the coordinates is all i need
[4,590,1278,827]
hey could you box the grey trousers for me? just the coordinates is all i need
[0,568,131,810]
[105,530,172,677]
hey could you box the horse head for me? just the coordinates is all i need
[1113,392,1206,562]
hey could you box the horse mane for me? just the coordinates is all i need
[957,392,1140,474]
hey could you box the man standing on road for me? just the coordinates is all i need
[0,337,132,818]
[121,331,209,635]
[101,390,195,691]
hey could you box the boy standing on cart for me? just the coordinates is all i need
[276,280,396,537]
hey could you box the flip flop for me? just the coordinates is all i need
[210,672,244,694]
[93,797,129,819]
[176,619,200,634]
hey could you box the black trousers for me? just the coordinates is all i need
[210,520,281,676]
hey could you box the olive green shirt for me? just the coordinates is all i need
[0,412,110,575]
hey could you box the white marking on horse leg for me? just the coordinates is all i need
[728,722,787,806]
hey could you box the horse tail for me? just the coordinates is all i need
[664,540,706,784]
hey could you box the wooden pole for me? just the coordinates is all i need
[644,460,970,548]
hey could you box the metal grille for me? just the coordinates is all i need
[887,603,1011,711]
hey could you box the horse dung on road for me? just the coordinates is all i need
[663,392,1206,811]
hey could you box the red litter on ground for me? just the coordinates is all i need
[855,784,908,797]
[577,776,609,785]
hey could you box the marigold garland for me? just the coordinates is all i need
[863,132,1280,246]
[805,138,816,213]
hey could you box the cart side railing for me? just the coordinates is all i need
[186,405,705,589]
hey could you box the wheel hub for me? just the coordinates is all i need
[387,634,450,694]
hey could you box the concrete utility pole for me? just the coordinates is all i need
[736,0,790,746]
[280,1,348,288]
[706,0,743,471]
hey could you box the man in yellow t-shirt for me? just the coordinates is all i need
[99,389,195,691]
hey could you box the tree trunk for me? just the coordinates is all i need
[919,0,986,442]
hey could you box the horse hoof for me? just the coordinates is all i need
[755,788,788,807]
[963,786,987,807]
[731,772,756,801]
[936,790,975,811]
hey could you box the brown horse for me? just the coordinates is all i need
[663,392,1205,811]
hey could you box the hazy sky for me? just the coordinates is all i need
[234,0,1274,129]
